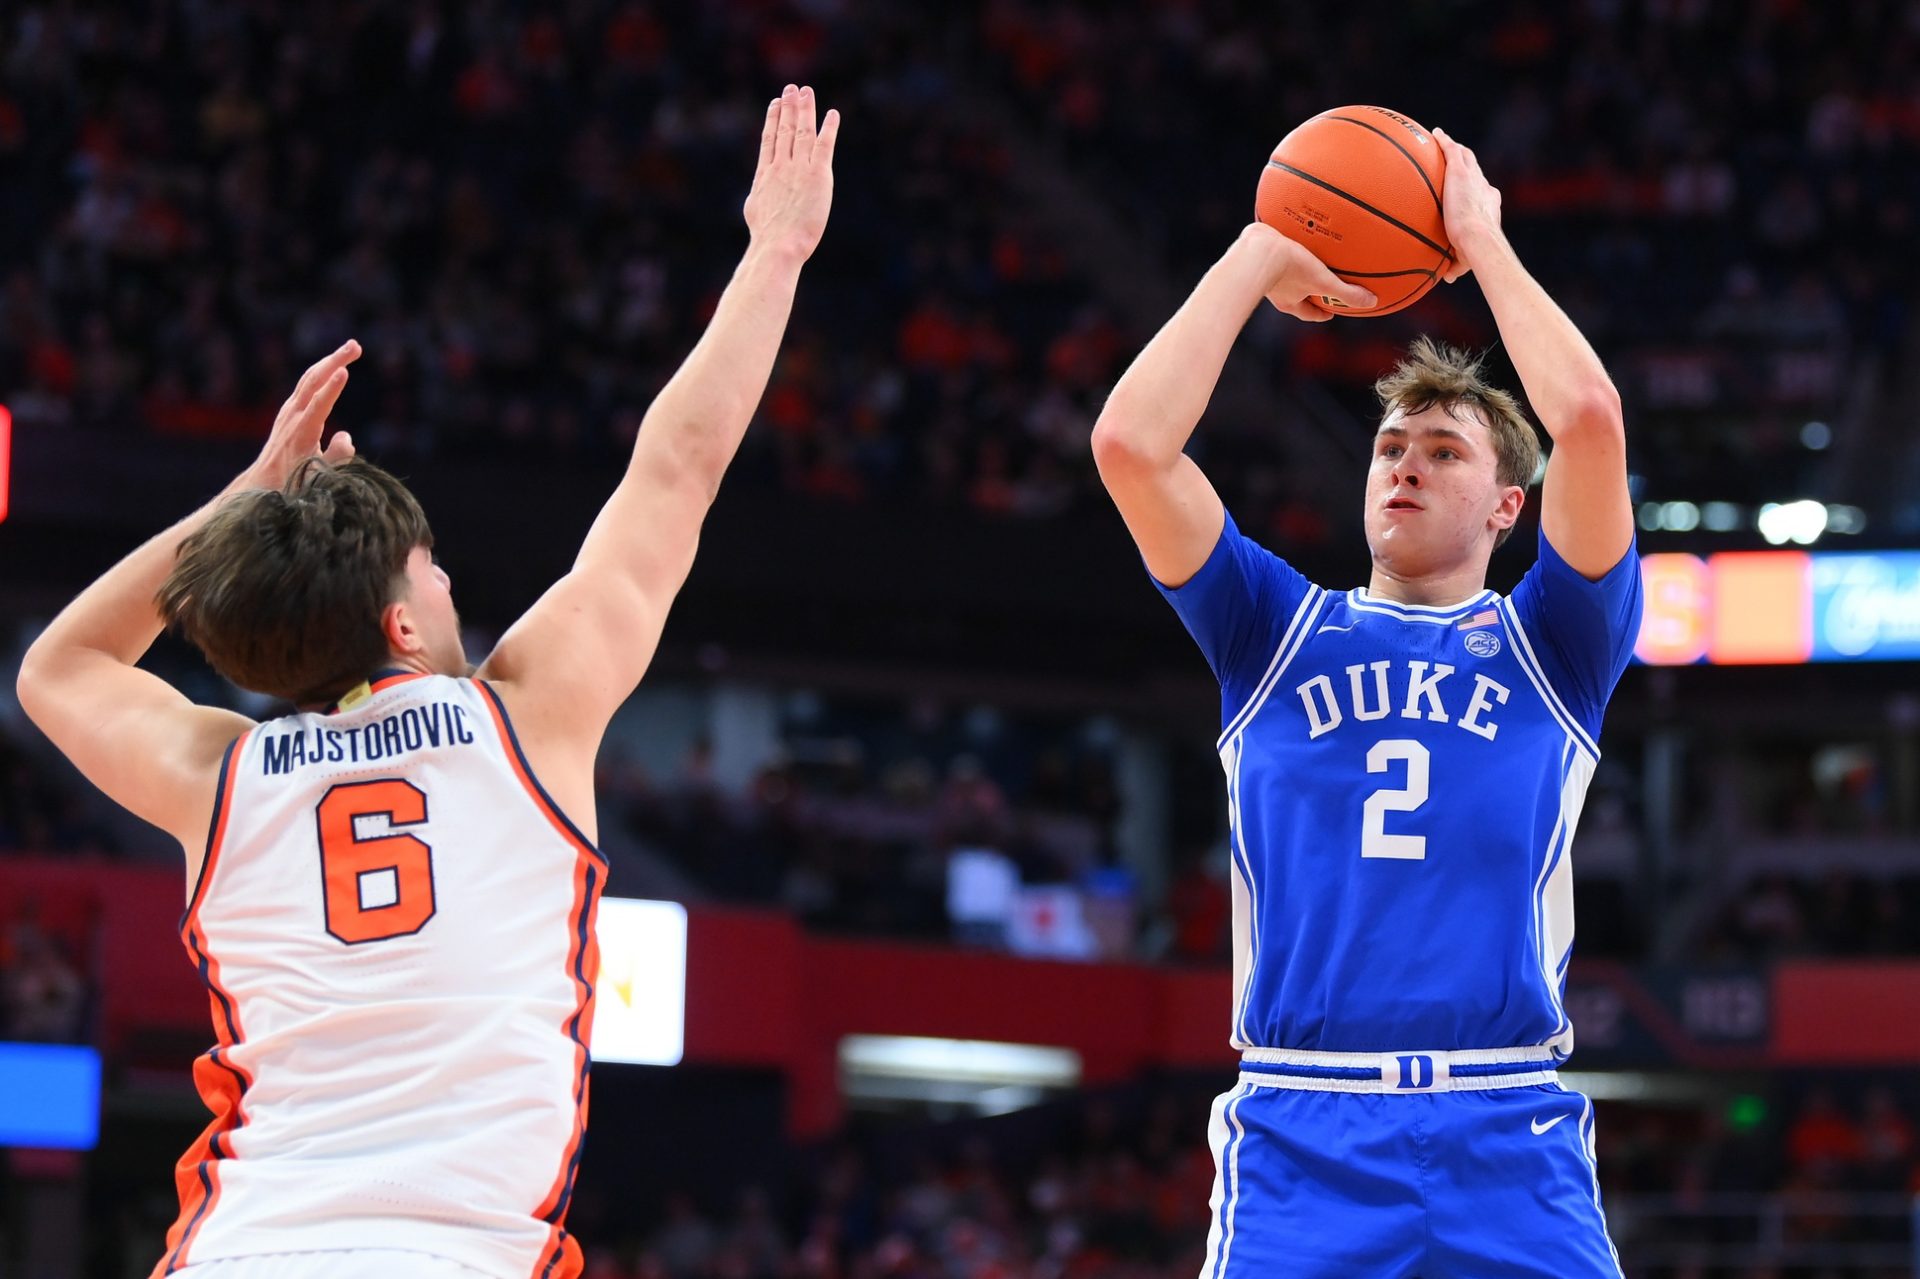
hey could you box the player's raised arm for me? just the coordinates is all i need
[1091,224,1373,587]
[1432,128,1632,580]
[476,86,838,775]
[14,342,362,844]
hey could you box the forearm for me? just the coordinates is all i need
[23,470,260,673]
[625,241,807,501]
[1094,228,1281,469]
[1458,228,1621,439]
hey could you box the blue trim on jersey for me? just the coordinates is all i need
[165,931,252,1275]
[544,858,598,1229]
[1241,1060,1380,1081]
[1447,1060,1543,1078]
[474,681,608,868]
[1209,1085,1255,1279]
[179,737,242,934]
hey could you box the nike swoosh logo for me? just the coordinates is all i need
[1315,623,1358,634]
[1530,1114,1569,1136]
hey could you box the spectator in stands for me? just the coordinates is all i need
[648,1192,718,1279]
[0,915,86,1042]
[1788,1088,1864,1171]
[1856,1086,1916,1193]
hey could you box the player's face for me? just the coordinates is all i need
[399,545,468,675]
[1364,405,1517,579]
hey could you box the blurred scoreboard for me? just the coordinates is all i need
[1637,549,1920,665]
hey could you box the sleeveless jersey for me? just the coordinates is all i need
[1156,516,1643,1055]
[154,673,605,1279]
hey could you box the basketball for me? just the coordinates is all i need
[1256,106,1452,317]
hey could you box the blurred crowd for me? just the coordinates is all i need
[6,1,1915,530]
[977,0,1919,510]
[601,699,1132,956]
[0,901,90,1044]
[0,718,115,858]
[0,0,1130,522]
[1701,870,1920,960]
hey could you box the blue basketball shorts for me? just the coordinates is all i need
[1199,1053,1623,1279]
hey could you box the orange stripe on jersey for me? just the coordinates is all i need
[180,732,248,943]
[157,736,254,1276]
[472,682,602,1279]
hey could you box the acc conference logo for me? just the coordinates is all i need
[1464,629,1501,658]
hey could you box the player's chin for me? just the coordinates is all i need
[1368,526,1438,571]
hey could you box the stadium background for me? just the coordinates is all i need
[2,0,1919,1275]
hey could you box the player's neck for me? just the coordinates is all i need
[1364,561,1490,608]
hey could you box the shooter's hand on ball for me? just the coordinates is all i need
[1431,128,1502,284]
[1240,222,1377,323]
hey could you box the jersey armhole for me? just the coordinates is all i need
[473,680,606,865]
[1496,600,1601,761]
[1216,586,1328,749]
[181,731,249,934]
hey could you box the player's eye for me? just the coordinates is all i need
[1435,448,1456,460]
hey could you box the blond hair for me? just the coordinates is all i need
[1374,337,1541,548]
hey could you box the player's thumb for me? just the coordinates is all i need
[323,430,355,462]
[1314,269,1376,313]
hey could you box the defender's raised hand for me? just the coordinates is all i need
[744,84,839,262]
[248,339,361,489]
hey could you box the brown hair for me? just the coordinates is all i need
[157,458,432,705]
[1374,337,1542,548]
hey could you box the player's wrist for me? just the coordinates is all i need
[1230,223,1298,288]
[233,463,276,495]
[1449,219,1508,270]
[742,233,813,273]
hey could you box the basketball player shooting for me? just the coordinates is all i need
[15,85,838,1279]
[1092,129,1642,1276]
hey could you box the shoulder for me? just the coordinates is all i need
[470,676,601,845]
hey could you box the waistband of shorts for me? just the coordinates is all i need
[1237,1045,1563,1094]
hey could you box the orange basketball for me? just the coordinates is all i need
[1255,106,1452,318]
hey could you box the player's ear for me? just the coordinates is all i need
[1491,484,1525,532]
[381,598,421,657]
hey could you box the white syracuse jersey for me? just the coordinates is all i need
[154,671,605,1279]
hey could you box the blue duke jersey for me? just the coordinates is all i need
[1159,514,1643,1057]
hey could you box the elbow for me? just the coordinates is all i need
[1582,380,1624,432]
[1560,383,1624,446]
[14,644,50,726]
[1090,407,1158,482]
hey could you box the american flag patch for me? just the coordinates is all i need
[1457,609,1499,630]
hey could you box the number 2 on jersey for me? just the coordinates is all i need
[316,779,437,944]
[1361,740,1430,860]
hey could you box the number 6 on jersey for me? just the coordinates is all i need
[317,779,438,944]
